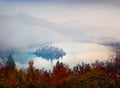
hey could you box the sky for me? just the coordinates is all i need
[0,0,120,49]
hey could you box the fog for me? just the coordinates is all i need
[0,0,120,69]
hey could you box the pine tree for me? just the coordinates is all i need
[6,55,15,68]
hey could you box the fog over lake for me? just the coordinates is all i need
[0,1,120,70]
[14,43,111,70]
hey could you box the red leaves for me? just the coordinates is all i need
[0,59,120,87]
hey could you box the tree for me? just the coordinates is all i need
[105,42,120,59]
[111,42,120,59]
[6,55,15,68]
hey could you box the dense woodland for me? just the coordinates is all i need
[0,54,120,88]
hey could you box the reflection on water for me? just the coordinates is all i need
[14,43,111,70]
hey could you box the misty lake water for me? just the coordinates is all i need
[13,43,112,70]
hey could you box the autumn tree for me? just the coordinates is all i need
[51,61,74,88]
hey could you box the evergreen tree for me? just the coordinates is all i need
[6,55,15,68]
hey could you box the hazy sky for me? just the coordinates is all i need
[0,0,120,69]
[0,0,120,50]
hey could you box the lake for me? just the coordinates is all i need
[14,43,112,70]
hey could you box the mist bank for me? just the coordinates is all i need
[0,14,120,51]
